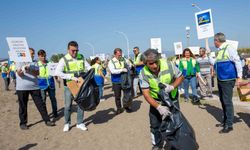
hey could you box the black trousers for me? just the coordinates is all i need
[3,78,10,90]
[149,100,179,147]
[217,79,235,127]
[112,83,132,109]
[17,90,50,126]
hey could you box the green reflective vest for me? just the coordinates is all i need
[141,59,178,100]
[38,61,49,78]
[133,53,142,64]
[63,53,85,82]
[216,45,229,62]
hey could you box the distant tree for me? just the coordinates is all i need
[50,53,64,63]
[238,48,250,55]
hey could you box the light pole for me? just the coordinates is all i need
[186,26,190,47]
[115,31,130,58]
[191,3,211,53]
[84,42,95,56]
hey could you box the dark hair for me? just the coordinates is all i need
[91,57,99,66]
[133,46,139,50]
[29,47,35,52]
[38,49,46,56]
[114,48,122,54]
[67,41,78,49]
[182,48,195,58]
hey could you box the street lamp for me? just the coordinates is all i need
[115,31,130,58]
[191,3,202,11]
[186,26,190,47]
[84,42,95,56]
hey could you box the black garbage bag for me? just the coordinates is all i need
[74,68,100,111]
[158,83,199,150]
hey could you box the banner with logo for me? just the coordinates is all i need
[195,9,214,39]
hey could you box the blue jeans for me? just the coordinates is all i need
[64,86,84,125]
[41,87,58,116]
[98,85,103,99]
[183,76,198,98]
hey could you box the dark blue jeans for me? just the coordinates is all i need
[217,79,235,127]
[41,87,58,116]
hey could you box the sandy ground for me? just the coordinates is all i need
[0,78,249,150]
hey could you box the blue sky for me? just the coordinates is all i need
[0,0,250,59]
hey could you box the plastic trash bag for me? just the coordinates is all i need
[158,83,199,150]
[74,68,100,111]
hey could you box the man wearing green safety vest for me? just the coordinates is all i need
[139,49,184,150]
[132,46,144,97]
[37,49,58,120]
[55,41,88,132]
[214,33,242,134]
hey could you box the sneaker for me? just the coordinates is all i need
[76,123,88,131]
[20,124,29,130]
[100,98,105,102]
[45,121,56,127]
[63,123,70,132]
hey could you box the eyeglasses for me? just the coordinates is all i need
[71,50,79,53]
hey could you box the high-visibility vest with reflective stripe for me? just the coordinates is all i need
[63,53,85,82]
[141,59,178,100]
[111,57,125,83]
[37,61,55,90]
[1,66,9,78]
[215,44,237,81]
[92,63,101,75]
[133,53,144,74]
[10,64,16,71]
[180,58,197,77]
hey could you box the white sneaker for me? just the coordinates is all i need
[100,98,105,102]
[76,123,88,131]
[63,123,70,132]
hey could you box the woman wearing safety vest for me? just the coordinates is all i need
[37,49,58,120]
[214,32,242,133]
[139,49,184,149]
[179,48,200,103]
[91,57,107,101]
[1,62,10,91]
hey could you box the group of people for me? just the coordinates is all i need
[1,32,243,150]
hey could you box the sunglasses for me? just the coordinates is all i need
[71,50,79,53]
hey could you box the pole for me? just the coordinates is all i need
[84,42,95,56]
[115,31,130,58]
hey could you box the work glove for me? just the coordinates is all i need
[156,105,171,120]
[71,77,79,82]
[163,83,174,93]
[121,68,127,73]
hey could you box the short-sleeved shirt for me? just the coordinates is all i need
[139,63,182,89]
[16,62,40,91]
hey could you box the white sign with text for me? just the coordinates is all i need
[195,9,214,39]
[6,37,32,62]
[150,38,162,53]
[174,42,183,55]
[48,63,58,76]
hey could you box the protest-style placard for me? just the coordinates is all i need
[195,9,214,39]
[48,63,58,76]
[6,37,32,62]
[150,38,162,53]
[188,46,200,55]
[226,40,239,50]
[174,42,183,55]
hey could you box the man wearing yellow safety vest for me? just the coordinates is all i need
[55,41,89,132]
[10,62,16,88]
[108,48,133,115]
[139,49,184,149]
[1,62,10,91]
[214,33,242,134]
[132,46,144,97]
[37,49,58,119]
